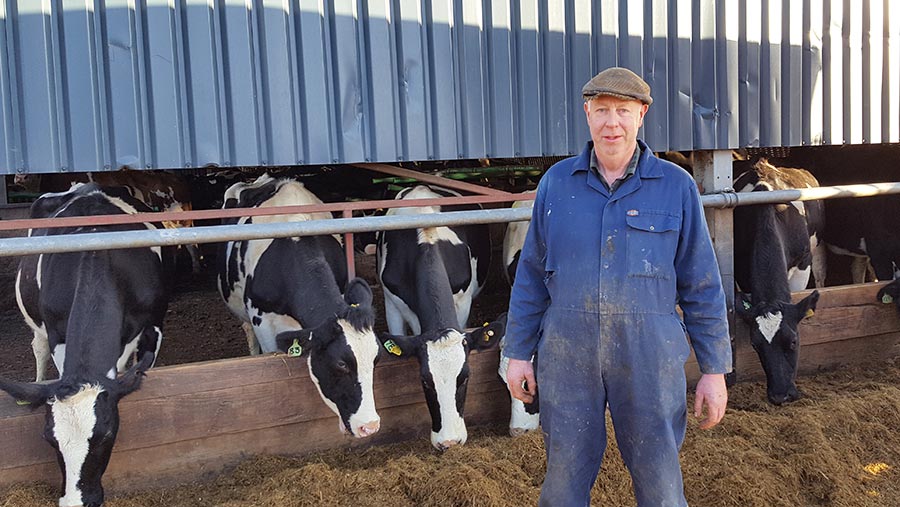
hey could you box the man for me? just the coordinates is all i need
[504,67,732,507]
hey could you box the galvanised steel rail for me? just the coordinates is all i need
[2,182,900,258]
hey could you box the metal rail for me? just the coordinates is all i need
[0,208,533,257]
[2,182,900,258]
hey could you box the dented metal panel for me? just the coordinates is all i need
[0,0,898,174]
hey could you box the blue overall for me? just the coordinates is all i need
[504,141,732,507]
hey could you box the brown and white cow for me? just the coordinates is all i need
[733,159,822,405]
[17,171,202,273]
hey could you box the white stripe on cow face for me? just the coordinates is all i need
[755,312,783,344]
[339,319,381,437]
[51,385,102,507]
[425,331,468,449]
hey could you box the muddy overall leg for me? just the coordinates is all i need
[537,337,607,507]
[605,321,689,507]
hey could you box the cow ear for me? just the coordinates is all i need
[344,278,373,308]
[113,353,154,399]
[794,290,820,320]
[466,319,505,351]
[275,329,315,356]
[0,378,56,406]
[377,332,419,358]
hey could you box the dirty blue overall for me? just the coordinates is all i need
[504,141,732,507]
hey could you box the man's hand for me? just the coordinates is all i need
[506,358,537,404]
[694,373,727,430]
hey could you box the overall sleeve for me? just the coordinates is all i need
[503,178,551,361]
[674,180,733,374]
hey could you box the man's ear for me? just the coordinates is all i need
[377,332,420,358]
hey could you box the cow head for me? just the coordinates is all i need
[0,354,153,507]
[276,278,381,439]
[736,291,819,405]
[378,317,504,450]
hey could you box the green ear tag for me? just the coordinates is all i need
[287,338,303,357]
[742,300,752,310]
[15,399,30,406]
[882,293,894,304]
[384,339,402,356]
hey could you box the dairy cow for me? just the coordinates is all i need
[376,184,502,450]
[499,195,541,436]
[1,183,167,507]
[18,171,203,273]
[217,174,381,438]
[733,159,822,405]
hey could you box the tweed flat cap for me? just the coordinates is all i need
[582,67,653,105]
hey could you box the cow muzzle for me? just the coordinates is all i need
[355,419,381,438]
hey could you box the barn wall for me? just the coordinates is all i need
[1,0,898,174]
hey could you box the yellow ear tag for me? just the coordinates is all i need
[882,294,894,304]
[15,400,30,406]
[384,339,402,356]
[805,308,815,318]
[287,338,303,357]
[350,303,359,308]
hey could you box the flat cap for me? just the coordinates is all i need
[582,67,653,105]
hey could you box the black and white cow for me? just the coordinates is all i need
[733,159,822,405]
[824,195,900,284]
[376,184,500,449]
[217,174,381,438]
[1,183,167,507]
[499,196,541,436]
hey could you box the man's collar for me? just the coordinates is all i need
[572,140,661,178]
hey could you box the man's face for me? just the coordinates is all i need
[583,95,649,161]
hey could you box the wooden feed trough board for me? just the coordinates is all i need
[1,282,898,493]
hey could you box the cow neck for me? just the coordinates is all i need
[750,205,792,304]
[286,258,348,328]
[60,251,124,379]
[414,245,461,332]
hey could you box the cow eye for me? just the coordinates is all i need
[335,360,350,373]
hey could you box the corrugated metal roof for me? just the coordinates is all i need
[1,0,898,174]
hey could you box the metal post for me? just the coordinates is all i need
[693,150,737,384]
[343,209,356,279]
[0,175,8,206]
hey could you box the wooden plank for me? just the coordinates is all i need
[790,280,894,308]
[0,385,512,493]
[734,332,900,383]
[0,348,508,488]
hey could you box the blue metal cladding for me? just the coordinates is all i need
[0,0,898,174]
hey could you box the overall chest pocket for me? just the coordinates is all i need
[625,211,681,279]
